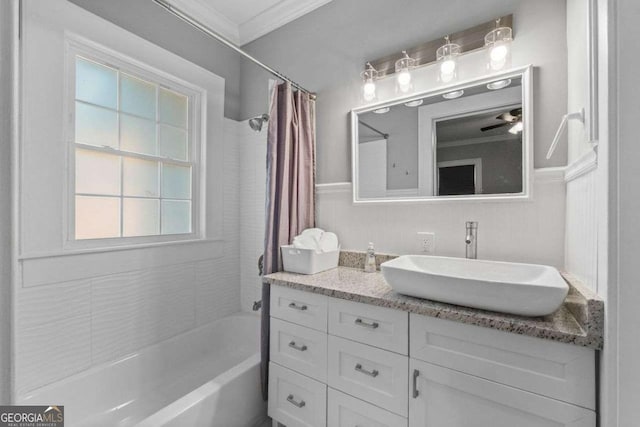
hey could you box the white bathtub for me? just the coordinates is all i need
[20,312,267,427]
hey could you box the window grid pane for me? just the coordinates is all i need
[73,55,194,241]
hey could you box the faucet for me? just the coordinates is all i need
[465,221,478,259]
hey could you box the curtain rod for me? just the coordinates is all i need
[152,0,317,100]
[358,120,389,139]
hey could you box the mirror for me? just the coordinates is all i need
[352,66,532,202]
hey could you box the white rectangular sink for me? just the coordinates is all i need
[380,255,569,317]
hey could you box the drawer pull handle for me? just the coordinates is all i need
[288,302,308,311]
[355,363,379,378]
[354,318,379,329]
[288,341,308,352]
[412,369,420,398]
[287,394,306,408]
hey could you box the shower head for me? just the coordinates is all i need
[249,114,269,132]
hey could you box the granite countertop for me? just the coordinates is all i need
[264,252,604,350]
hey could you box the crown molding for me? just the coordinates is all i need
[438,134,521,149]
[167,0,240,44]
[239,0,333,45]
[167,0,333,46]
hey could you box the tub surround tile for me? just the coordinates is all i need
[264,252,604,349]
[15,314,92,395]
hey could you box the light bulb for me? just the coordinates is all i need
[440,59,456,75]
[509,121,523,134]
[363,80,376,101]
[490,44,508,62]
[397,70,411,87]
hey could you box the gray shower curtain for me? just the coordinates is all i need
[261,82,316,400]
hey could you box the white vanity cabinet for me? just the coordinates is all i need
[268,285,596,427]
[409,359,596,427]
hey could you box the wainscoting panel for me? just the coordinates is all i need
[564,151,598,292]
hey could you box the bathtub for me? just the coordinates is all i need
[19,312,267,427]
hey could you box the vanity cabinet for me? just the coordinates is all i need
[409,359,596,427]
[268,285,596,427]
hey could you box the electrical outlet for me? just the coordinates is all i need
[417,232,435,254]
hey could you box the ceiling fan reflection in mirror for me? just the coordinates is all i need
[481,107,523,134]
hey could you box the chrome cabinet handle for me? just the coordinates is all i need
[288,302,308,311]
[412,369,420,398]
[288,341,308,352]
[287,394,306,408]
[355,363,379,378]
[354,318,379,329]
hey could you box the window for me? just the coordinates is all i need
[71,53,199,242]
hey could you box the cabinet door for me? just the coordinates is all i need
[409,359,595,427]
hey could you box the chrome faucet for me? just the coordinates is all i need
[465,221,478,259]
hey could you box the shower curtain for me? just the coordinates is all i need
[261,82,316,400]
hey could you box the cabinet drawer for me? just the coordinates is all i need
[410,314,596,409]
[328,335,408,417]
[409,358,595,427]
[268,362,327,427]
[328,298,408,354]
[270,318,327,382]
[328,388,407,427]
[271,286,328,332]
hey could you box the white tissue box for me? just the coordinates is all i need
[281,245,340,275]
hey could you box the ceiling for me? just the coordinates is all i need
[168,0,334,45]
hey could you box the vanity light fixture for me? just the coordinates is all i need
[487,78,512,90]
[442,90,464,99]
[395,50,416,93]
[404,99,424,107]
[373,107,390,114]
[361,62,379,102]
[436,35,461,83]
[485,19,513,71]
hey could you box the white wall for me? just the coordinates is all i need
[317,171,565,267]
[563,0,599,293]
[612,0,640,423]
[241,0,569,181]
[13,1,242,398]
[566,0,593,163]
[13,118,242,397]
[311,18,566,266]
[239,123,267,312]
[0,0,16,405]
[564,160,598,291]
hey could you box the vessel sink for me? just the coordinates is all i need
[380,255,569,317]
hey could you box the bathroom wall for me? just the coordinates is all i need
[68,0,243,120]
[358,107,418,190]
[13,118,242,396]
[0,0,15,405]
[606,0,640,422]
[563,0,599,292]
[241,0,569,180]
[240,0,568,265]
[12,1,242,397]
[239,125,268,312]
[316,171,565,267]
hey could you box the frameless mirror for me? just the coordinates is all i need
[351,66,532,202]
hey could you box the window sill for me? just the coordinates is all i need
[18,238,222,261]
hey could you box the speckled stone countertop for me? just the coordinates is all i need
[265,251,604,349]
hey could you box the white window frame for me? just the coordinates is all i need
[63,34,207,250]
